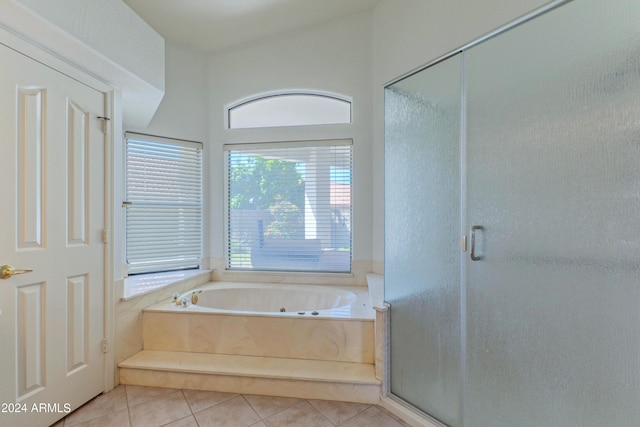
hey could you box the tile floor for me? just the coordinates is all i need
[51,385,411,427]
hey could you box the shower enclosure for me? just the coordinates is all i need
[384,0,640,426]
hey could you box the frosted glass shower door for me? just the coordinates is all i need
[465,0,640,425]
[385,54,462,427]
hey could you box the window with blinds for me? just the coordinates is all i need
[225,140,352,273]
[125,133,203,275]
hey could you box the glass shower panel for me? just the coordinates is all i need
[385,54,462,427]
[465,0,640,425]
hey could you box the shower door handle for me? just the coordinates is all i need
[470,225,484,261]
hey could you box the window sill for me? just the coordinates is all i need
[121,269,211,301]
[217,268,359,287]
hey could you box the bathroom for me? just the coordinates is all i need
[0,0,638,426]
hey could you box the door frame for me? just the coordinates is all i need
[0,26,117,393]
[381,0,573,425]
[383,0,571,89]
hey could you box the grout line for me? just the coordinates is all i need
[129,385,136,427]
[244,394,306,423]
[180,389,194,416]
[62,385,403,427]
[126,385,133,427]
[240,395,263,424]
[241,394,264,421]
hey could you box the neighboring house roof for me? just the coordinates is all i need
[330,183,351,207]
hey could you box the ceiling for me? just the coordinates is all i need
[123,0,381,54]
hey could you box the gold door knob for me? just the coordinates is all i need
[0,265,34,279]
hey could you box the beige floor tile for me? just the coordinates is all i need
[128,390,191,427]
[339,406,406,427]
[194,395,261,427]
[377,407,412,427]
[161,415,199,427]
[125,385,179,407]
[263,401,334,427]
[59,384,416,427]
[308,399,371,425]
[244,394,303,418]
[64,385,128,426]
[67,407,131,427]
[182,389,239,413]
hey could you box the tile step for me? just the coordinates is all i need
[119,350,380,385]
[118,350,381,403]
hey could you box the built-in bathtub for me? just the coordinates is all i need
[119,280,382,403]
[141,281,375,363]
[162,281,373,319]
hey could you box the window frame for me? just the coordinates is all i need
[124,132,204,276]
[223,139,353,274]
[225,90,353,129]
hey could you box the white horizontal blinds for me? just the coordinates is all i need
[226,140,352,273]
[125,133,203,274]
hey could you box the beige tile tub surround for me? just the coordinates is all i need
[119,280,382,405]
[115,263,373,379]
[119,349,381,403]
[366,273,388,385]
[142,311,374,363]
[53,384,410,427]
[115,270,213,376]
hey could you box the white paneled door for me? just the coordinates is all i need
[0,43,106,426]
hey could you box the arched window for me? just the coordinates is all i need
[227,92,351,129]
[224,91,353,273]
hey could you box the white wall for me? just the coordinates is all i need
[0,0,165,127]
[14,0,164,91]
[370,0,555,267]
[129,43,209,143]
[122,42,209,277]
[207,11,373,280]
[72,0,561,280]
